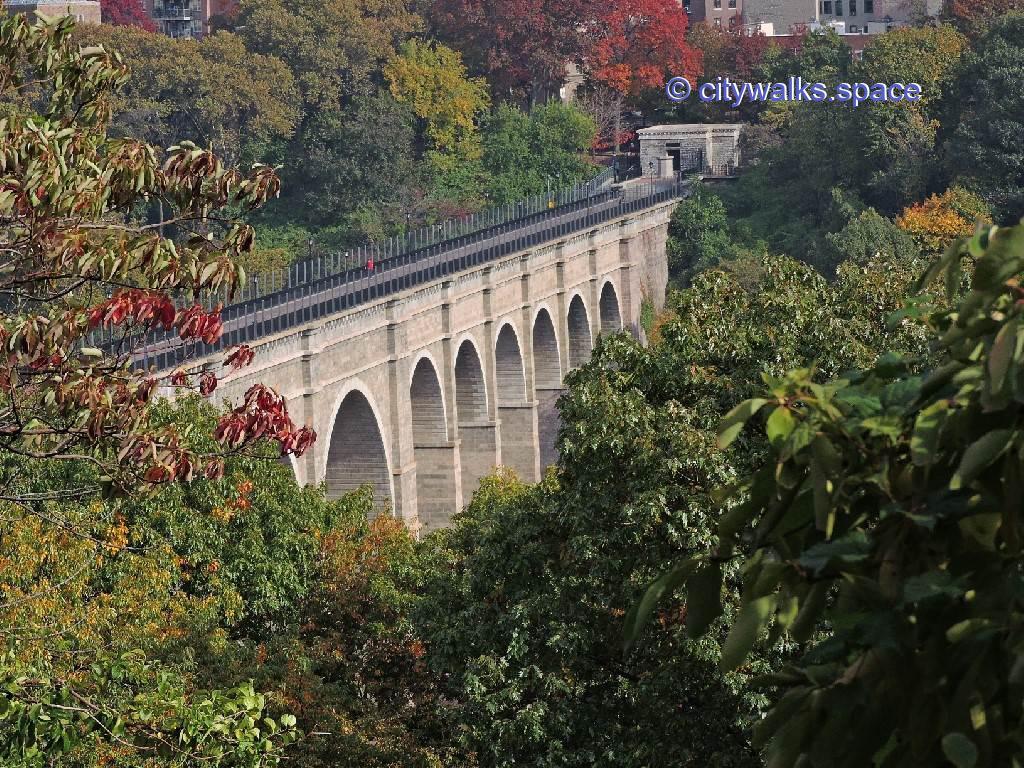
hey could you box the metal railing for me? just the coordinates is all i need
[121,175,682,372]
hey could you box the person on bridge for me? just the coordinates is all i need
[366,255,375,271]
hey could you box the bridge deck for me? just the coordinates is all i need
[137,178,687,371]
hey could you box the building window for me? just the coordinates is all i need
[849,0,856,14]
[728,0,736,6]
[835,0,842,14]
[713,0,721,8]
[714,16,721,26]
[823,0,832,12]
[864,0,873,11]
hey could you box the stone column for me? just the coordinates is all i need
[497,403,539,482]
[385,299,419,531]
[298,326,319,487]
[460,267,501,498]
[554,242,570,376]
[419,280,462,530]
[586,248,603,344]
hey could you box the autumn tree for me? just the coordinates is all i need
[897,186,992,254]
[945,0,1024,35]
[426,0,591,102]
[582,0,698,96]
[385,39,490,200]
[100,0,156,32]
[581,0,700,153]
[0,11,318,763]
[678,24,770,123]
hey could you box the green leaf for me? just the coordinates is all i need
[790,581,830,644]
[941,733,978,768]
[766,406,796,447]
[911,400,949,467]
[951,429,1014,489]
[718,398,769,449]
[988,317,1019,394]
[720,594,776,671]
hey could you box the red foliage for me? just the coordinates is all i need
[584,0,701,96]
[428,0,594,94]
[100,0,157,32]
[731,32,771,79]
[214,384,316,457]
[948,0,1023,25]
[174,304,224,345]
[88,289,176,332]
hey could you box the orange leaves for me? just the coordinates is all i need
[210,479,254,524]
[104,514,129,555]
[897,187,992,254]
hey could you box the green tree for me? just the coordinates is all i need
[417,250,933,767]
[945,13,1024,223]
[481,102,597,204]
[823,208,921,274]
[234,0,424,229]
[666,184,734,285]
[852,25,967,212]
[75,25,301,169]
[629,222,1024,766]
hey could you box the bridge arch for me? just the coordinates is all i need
[533,307,562,470]
[409,355,456,531]
[323,381,393,516]
[454,337,488,422]
[532,306,561,389]
[409,352,448,442]
[567,293,593,369]
[495,323,527,405]
[454,336,496,503]
[599,280,623,333]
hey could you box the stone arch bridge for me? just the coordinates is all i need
[162,182,683,533]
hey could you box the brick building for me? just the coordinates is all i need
[683,0,745,29]
[743,0,941,34]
